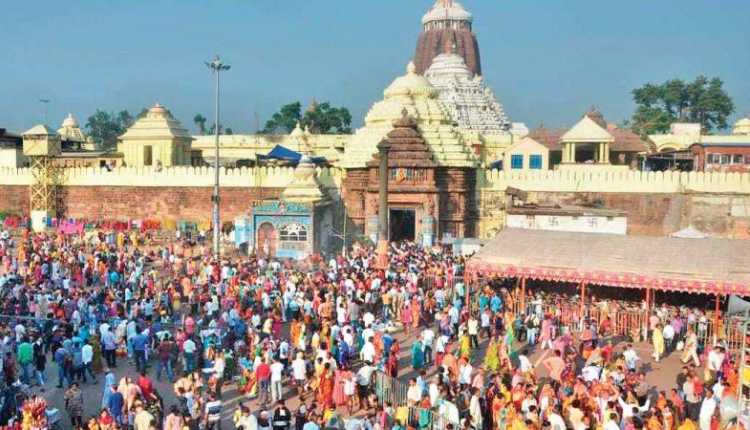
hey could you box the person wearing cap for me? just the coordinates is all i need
[258,410,272,430]
[64,382,84,428]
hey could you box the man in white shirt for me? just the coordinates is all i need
[458,361,473,386]
[699,389,717,430]
[406,378,422,406]
[360,337,376,363]
[362,312,375,329]
[662,324,675,353]
[81,340,97,383]
[270,358,285,402]
[547,405,566,430]
[623,344,640,372]
[517,350,533,374]
[183,338,197,373]
[428,377,441,407]
[357,363,375,410]
[291,353,307,397]
[707,346,725,380]
[467,317,479,349]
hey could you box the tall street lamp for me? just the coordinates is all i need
[205,55,231,258]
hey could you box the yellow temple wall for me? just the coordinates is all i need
[0,165,344,191]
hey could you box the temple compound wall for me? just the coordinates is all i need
[0,166,343,224]
[477,170,750,239]
[1,166,749,240]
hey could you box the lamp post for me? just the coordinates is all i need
[205,55,231,258]
[375,139,391,269]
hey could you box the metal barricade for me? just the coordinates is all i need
[375,371,408,407]
[407,407,452,430]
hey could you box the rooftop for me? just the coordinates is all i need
[468,228,750,295]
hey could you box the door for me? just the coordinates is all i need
[389,208,416,242]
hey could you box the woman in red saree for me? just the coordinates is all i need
[401,301,413,334]
[332,369,349,408]
[386,343,400,378]
[411,298,421,330]
[317,363,335,409]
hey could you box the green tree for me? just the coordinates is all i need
[85,109,135,149]
[303,102,352,134]
[193,114,207,134]
[261,101,353,134]
[630,75,734,136]
[262,102,302,134]
[207,123,232,135]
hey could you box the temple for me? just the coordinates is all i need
[2,2,749,259]
[424,47,511,133]
[414,0,481,76]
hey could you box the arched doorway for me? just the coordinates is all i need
[257,222,277,259]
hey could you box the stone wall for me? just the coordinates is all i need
[480,169,750,194]
[58,186,284,222]
[3,165,749,238]
[477,189,750,239]
[0,166,342,223]
[0,185,29,215]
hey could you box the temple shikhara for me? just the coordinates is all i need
[414,0,481,76]
[1,0,750,258]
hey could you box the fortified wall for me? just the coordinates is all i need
[1,166,749,239]
[0,166,343,223]
[477,170,750,239]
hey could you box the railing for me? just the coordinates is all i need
[505,290,746,352]
[375,371,407,407]
[374,372,455,430]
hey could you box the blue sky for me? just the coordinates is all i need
[3,0,749,134]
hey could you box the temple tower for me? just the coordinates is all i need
[414,0,481,76]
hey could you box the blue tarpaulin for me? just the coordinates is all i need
[257,145,327,165]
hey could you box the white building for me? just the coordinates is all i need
[506,205,627,235]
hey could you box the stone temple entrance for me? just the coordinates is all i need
[390,208,416,242]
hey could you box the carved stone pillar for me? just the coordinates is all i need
[375,139,390,269]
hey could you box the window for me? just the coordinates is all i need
[707,153,721,164]
[529,154,543,170]
[732,154,744,164]
[745,155,750,165]
[721,154,731,165]
[389,168,426,181]
[279,223,307,242]
[511,154,523,170]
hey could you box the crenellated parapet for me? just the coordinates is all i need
[479,169,750,194]
[0,165,345,190]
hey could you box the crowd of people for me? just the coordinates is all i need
[0,226,746,430]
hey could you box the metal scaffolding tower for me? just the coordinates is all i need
[29,155,61,213]
[21,125,62,231]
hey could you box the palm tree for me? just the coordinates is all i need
[193,114,207,135]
